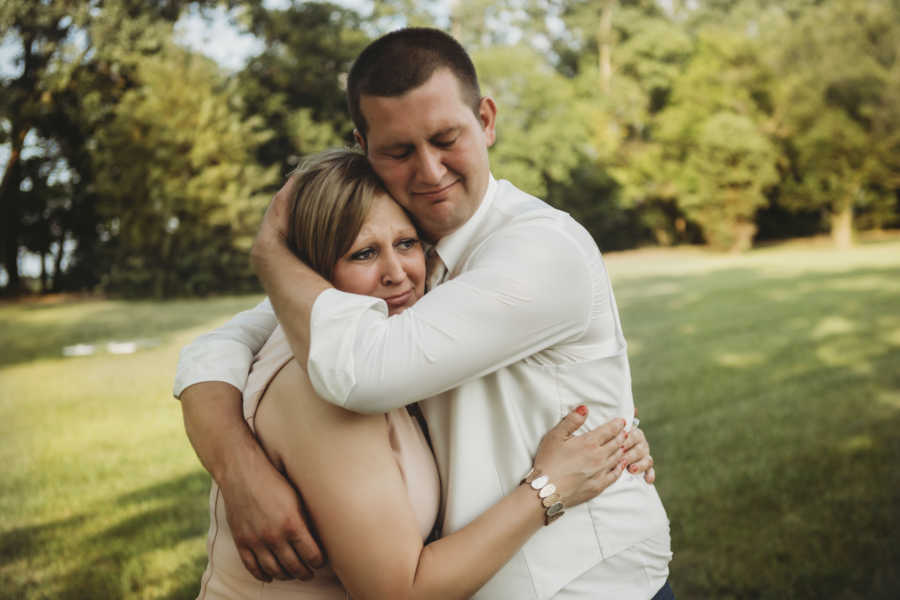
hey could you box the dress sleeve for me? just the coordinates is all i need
[172,298,278,397]
[306,224,593,413]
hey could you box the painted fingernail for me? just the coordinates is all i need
[629,465,638,473]
[575,405,588,416]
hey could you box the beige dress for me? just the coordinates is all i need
[196,326,441,600]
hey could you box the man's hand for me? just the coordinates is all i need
[622,425,656,484]
[251,175,301,272]
[218,450,324,581]
[181,381,324,581]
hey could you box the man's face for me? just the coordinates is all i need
[357,68,497,242]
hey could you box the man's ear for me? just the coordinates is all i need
[353,129,367,153]
[478,96,497,148]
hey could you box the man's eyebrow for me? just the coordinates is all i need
[431,126,460,139]
[375,140,413,153]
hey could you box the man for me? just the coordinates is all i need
[176,28,671,599]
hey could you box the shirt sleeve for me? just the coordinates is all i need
[307,223,593,413]
[172,298,278,398]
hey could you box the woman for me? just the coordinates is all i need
[197,149,648,599]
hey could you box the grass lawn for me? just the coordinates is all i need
[1,239,899,599]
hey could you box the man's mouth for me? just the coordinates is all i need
[411,180,459,200]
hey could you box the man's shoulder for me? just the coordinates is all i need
[492,179,557,219]
[488,179,598,252]
[455,180,600,279]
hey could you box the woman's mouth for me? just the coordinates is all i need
[384,289,414,309]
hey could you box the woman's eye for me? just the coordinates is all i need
[397,238,420,250]
[351,248,375,261]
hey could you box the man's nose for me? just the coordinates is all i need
[416,146,446,185]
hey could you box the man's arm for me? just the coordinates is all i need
[253,179,657,481]
[249,175,330,369]
[311,223,593,412]
[250,180,593,413]
[181,382,323,581]
[173,298,278,396]
[175,299,325,580]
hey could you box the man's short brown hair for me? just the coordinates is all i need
[347,28,482,139]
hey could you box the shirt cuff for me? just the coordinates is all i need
[307,288,387,407]
[172,339,256,398]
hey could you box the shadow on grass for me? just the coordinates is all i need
[615,264,900,599]
[0,470,211,600]
[0,295,263,368]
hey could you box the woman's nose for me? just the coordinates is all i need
[380,251,407,285]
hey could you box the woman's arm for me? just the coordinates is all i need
[255,361,628,600]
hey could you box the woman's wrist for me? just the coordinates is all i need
[521,467,566,526]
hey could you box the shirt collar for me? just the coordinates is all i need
[432,174,497,274]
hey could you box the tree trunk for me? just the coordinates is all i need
[0,128,28,294]
[52,236,65,292]
[729,221,757,253]
[40,251,48,293]
[830,203,854,249]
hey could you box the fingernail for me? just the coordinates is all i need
[620,418,627,428]
[575,405,588,416]
[629,465,638,473]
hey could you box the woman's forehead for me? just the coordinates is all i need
[355,194,416,237]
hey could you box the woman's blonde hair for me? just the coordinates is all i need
[286,149,385,281]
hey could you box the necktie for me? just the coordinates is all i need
[425,247,447,292]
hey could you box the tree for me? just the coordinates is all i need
[91,42,277,297]
[652,27,778,250]
[236,2,370,176]
[0,0,214,294]
[768,0,900,248]
[473,44,592,199]
[0,0,92,292]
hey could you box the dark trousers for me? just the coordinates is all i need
[651,581,675,600]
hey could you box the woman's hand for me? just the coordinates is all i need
[531,407,628,509]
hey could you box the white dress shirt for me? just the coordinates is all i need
[174,175,670,600]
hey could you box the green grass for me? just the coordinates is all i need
[608,239,900,599]
[1,239,899,599]
[0,295,263,599]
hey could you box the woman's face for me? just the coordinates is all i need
[332,193,426,315]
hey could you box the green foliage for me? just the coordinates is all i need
[667,110,777,251]
[91,44,277,297]
[767,0,900,246]
[0,0,215,294]
[4,0,900,297]
[236,2,370,175]
[652,27,777,250]
[474,44,591,198]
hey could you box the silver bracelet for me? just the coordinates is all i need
[521,467,566,525]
